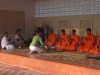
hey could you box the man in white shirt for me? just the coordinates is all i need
[1,32,15,50]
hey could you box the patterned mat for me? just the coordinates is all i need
[1,48,100,69]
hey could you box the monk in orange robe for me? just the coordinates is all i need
[88,37,100,54]
[45,29,58,46]
[93,37,100,54]
[97,37,100,54]
[56,29,70,50]
[79,28,97,53]
[63,29,80,51]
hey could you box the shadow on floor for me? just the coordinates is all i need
[87,56,100,60]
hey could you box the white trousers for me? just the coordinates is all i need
[2,44,15,50]
[29,46,43,53]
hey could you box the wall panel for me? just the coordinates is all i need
[0,10,25,34]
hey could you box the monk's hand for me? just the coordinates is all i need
[80,42,84,45]
[85,38,88,40]
[96,45,99,48]
[69,38,73,44]
[59,39,62,42]
[77,47,80,52]
[96,48,99,53]
[69,40,72,45]
[95,45,99,53]
[98,41,100,45]
[70,38,74,41]
[78,49,82,52]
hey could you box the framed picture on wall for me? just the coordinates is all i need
[58,20,71,35]
[80,18,93,37]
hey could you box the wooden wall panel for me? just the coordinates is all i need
[59,20,71,35]
[0,10,25,34]
[80,19,93,37]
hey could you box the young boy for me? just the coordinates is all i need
[15,29,25,48]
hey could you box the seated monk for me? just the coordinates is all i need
[63,29,80,51]
[96,38,100,54]
[88,37,100,54]
[79,28,97,53]
[85,34,100,54]
[56,29,70,50]
[45,29,58,46]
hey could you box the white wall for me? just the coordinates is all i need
[34,14,100,37]
[0,0,100,39]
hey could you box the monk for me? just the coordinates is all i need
[94,36,100,54]
[88,34,100,54]
[79,28,97,53]
[56,29,70,50]
[63,29,80,51]
[87,38,100,54]
[45,29,58,46]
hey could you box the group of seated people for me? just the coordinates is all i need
[29,28,100,54]
[2,27,100,55]
[1,29,25,50]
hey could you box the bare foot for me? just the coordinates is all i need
[29,51,39,54]
[29,51,34,54]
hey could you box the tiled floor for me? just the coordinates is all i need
[0,48,100,69]
[0,63,45,75]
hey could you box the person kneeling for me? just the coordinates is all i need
[29,30,44,54]
[1,32,15,50]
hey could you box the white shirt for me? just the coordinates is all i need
[1,36,9,48]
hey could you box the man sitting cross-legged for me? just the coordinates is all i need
[56,29,70,51]
[45,29,58,51]
[79,28,97,53]
[90,35,100,54]
[63,29,80,51]
[15,29,26,48]
[1,32,15,50]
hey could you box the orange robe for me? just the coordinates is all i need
[88,38,100,54]
[56,34,70,50]
[93,38,100,54]
[63,35,80,51]
[45,33,58,46]
[80,34,97,53]
[96,38,100,54]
